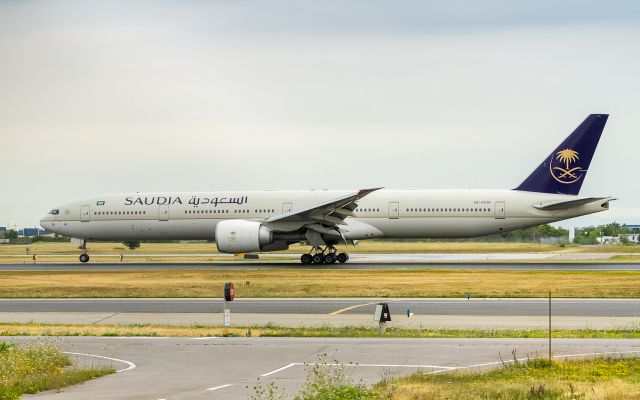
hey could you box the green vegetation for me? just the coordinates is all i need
[375,356,640,399]
[255,356,640,399]
[0,230,18,241]
[121,240,141,250]
[0,342,114,400]
[30,235,72,243]
[252,354,379,400]
[574,222,640,245]
[1,270,639,298]
[465,223,569,243]
[2,323,640,339]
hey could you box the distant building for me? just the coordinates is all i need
[18,228,45,237]
[596,236,621,245]
[568,227,576,243]
[627,224,640,232]
[0,227,6,233]
[540,237,564,244]
[625,234,640,244]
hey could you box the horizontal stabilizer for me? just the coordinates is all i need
[533,197,616,211]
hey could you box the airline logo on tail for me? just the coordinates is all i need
[550,148,583,184]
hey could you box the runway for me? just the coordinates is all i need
[11,336,640,400]
[1,261,639,271]
[2,297,639,316]
[3,298,638,330]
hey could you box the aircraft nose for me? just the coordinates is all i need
[40,214,51,228]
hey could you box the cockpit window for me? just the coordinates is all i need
[49,209,59,215]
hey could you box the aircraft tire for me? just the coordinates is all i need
[312,253,324,264]
[324,253,337,264]
[79,254,90,263]
[300,254,313,264]
[337,253,348,263]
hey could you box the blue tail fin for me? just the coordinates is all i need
[514,114,608,195]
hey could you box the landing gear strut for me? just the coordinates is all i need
[300,246,349,264]
[79,240,90,263]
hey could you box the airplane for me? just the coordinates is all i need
[40,114,613,264]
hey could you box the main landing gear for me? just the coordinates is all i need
[300,246,349,264]
[79,240,90,263]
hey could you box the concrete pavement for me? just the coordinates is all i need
[10,336,640,400]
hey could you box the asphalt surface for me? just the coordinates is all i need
[1,262,640,271]
[12,336,640,400]
[2,298,639,317]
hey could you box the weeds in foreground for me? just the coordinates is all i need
[375,356,640,399]
[255,354,640,399]
[0,341,114,400]
[250,379,287,400]
[251,354,380,400]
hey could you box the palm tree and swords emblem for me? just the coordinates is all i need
[550,148,583,184]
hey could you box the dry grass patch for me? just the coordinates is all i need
[3,241,638,257]
[3,323,640,339]
[0,270,639,298]
[375,357,640,399]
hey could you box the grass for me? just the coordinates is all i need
[259,355,640,399]
[0,341,114,400]
[374,356,640,399]
[2,323,640,339]
[610,255,640,262]
[0,270,639,298]
[1,241,639,257]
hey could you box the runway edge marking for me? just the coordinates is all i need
[261,363,298,377]
[260,351,640,379]
[64,351,136,373]
[425,350,640,375]
[206,384,234,391]
[260,362,453,377]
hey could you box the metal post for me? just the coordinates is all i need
[223,300,229,337]
[548,291,552,361]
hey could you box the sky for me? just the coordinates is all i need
[1,0,639,229]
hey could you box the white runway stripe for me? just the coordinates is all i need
[206,384,233,391]
[64,351,137,373]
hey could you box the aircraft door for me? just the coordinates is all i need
[282,202,293,213]
[388,202,399,219]
[494,201,506,219]
[80,205,91,222]
[158,205,169,221]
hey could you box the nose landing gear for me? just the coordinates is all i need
[300,246,349,264]
[79,240,90,263]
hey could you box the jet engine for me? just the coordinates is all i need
[215,220,287,253]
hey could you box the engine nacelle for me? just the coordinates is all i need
[215,220,274,253]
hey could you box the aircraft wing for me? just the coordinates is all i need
[533,197,616,211]
[265,187,382,227]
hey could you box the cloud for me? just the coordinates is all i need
[0,1,639,227]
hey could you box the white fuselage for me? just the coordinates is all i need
[40,189,608,242]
